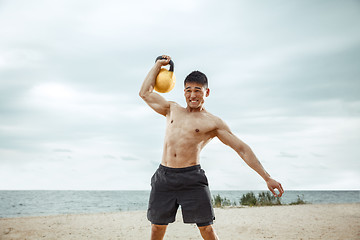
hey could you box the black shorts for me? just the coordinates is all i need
[147,164,215,226]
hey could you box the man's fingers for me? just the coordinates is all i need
[278,183,284,197]
[161,55,171,61]
[268,186,277,197]
[267,179,284,197]
[274,183,284,197]
[159,56,171,66]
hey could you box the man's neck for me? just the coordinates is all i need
[186,105,205,113]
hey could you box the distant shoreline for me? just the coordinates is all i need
[1,202,359,219]
[1,190,359,218]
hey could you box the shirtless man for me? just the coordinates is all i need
[139,55,284,240]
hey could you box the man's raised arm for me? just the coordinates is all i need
[139,55,171,116]
[215,118,284,197]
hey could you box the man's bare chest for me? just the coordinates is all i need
[166,109,216,137]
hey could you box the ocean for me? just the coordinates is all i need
[0,190,359,218]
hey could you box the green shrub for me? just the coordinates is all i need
[240,192,257,206]
[223,197,231,206]
[257,191,282,206]
[212,194,232,208]
[213,191,306,208]
[240,191,282,206]
[289,195,307,205]
[212,194,222,207]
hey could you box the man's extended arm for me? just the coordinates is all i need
[139,55,171,116]
[215,119,284,197]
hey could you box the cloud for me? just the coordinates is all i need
[278,152,298,158]
[0,0,359,190]
[53,149,72,153]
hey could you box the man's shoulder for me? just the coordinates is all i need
[169,101,184,110]
[203,110,226,127]
[204,110,221,120]
[168,101,178,106]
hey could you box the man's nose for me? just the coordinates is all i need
[190,92,197,98]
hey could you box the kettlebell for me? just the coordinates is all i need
[154,56,176,93]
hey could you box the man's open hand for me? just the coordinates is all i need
[266,178,284,197]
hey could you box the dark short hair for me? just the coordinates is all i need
[184,71,208,89]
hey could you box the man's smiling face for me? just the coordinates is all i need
[184,82,210,110]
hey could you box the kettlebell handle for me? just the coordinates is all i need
[155,56,174,72]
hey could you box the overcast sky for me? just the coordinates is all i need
[1,0,359,190]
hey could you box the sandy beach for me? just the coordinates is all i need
[1,203,359,240]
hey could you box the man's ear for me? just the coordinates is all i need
[206,88,210,97]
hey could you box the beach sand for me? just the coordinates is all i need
[1,203,359,240]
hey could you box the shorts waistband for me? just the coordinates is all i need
[159,164,201,173]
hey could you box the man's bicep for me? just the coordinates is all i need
[216,120,247,154]
[141,92,170,116]
[216,128,236,147]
